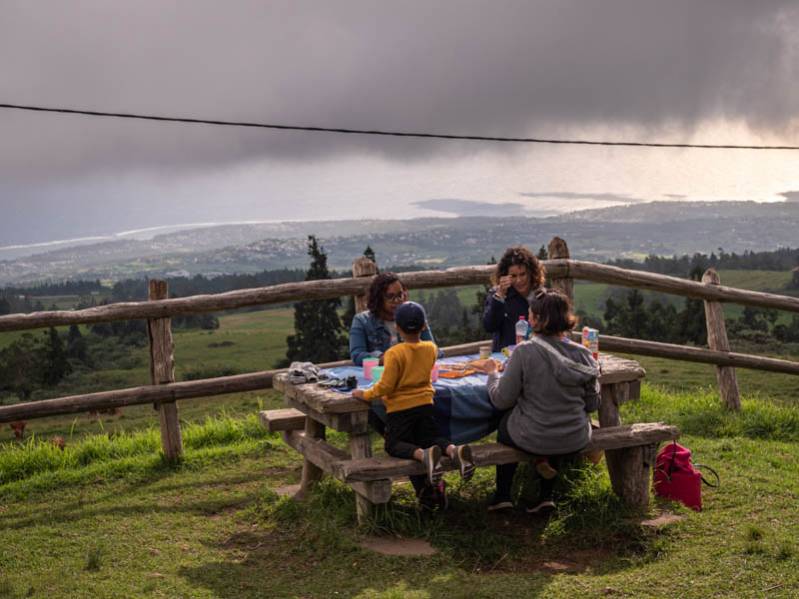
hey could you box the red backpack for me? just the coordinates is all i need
[653,442,718,511]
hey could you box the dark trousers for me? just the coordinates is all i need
[385,404,450,459]
[495,412,578,502]
[385,404,450,496]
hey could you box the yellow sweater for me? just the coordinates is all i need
[362,341,437,413]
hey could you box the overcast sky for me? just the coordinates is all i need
[1,0,798,246]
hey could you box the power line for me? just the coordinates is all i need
[1,101,797,151]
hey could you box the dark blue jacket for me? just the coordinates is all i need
[482,286,530,351]
[349,310,438,365]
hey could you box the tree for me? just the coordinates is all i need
[42,327,71,386]
[66,324,91,365]
[283,236,347,365]
[790,268,799,290]
[675,267,707,345]
[0,334,44,400]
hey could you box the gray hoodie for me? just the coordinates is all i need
[486,335,600,455]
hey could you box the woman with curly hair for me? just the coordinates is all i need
[482,246,546,351]
[349,271,439,365]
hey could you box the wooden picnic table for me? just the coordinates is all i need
[267,353,666,522]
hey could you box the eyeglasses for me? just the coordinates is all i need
[385,291,407,302]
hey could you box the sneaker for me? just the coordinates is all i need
[487,495,514,512]
[526,500,556,515]
[422,446,443,486]
[535,459,558,480]
[456,444,476,482]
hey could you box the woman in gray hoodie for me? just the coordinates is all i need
[483,288,600,514]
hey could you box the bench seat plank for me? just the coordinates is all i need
[259,408,306,432]
[334,422,679,482]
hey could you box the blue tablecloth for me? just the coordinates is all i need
[325,353,505,444]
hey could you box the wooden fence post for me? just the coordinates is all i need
[547,237,573,302]
[352,256,378,313]
[350,256,378,519]
[147,279,183,460]
[702,268,741,410]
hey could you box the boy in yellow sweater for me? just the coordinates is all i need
[353,301,475,487]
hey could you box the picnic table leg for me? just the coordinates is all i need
[349,431,375,524]
[296,417,325,500]
[610,443,657,511]
[600,382,629,506]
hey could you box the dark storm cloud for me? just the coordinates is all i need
[1,0,797,181]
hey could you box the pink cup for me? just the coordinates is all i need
[363,358,379,380]
[431,362,439,383]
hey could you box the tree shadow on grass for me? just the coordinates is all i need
[179,476,667,598]
[0,468,291,530]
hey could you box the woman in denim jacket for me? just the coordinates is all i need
[349,272,439,366]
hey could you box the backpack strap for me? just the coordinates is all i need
[693,463,720,488]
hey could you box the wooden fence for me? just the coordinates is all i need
[2,236,798,459]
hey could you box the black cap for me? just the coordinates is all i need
[394,301,427,333]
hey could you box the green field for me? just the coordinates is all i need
[3,273,799,597]
[1,388,798,598]
[0,309,295,443]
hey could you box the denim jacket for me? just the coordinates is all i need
[349,310,439,365]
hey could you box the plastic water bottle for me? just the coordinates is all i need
[515,316,529,345]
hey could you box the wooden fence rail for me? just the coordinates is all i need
[2,260,799,333]
[2,333,798,425]
[3,235,799,453]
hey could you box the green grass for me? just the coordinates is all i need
[2,395,799,598]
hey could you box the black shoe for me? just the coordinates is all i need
[417,480,448,511]
[422,446,443,486]
[487,495,514,512]
[526,500,556,515]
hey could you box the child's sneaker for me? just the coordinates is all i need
[535,458,558,480]
[456,444,476,481]
[526,499,556,515]
[422,446,443,486]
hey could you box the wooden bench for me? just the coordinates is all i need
[262,408,679,514]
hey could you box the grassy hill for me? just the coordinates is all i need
[1,388,798,598]
[3,265,799,596]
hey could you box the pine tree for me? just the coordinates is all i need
[42,327,71,386]
[66,324,90,365]
[283,236,347,365]
[537,245,548,260]
[676,267,707,345]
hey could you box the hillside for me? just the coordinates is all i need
[2,200,799,284]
